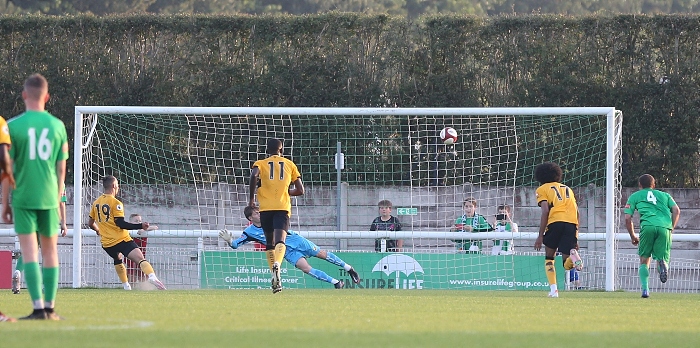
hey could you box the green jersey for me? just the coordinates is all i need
[453,213,492,251]
[8,110,69,210]
[624,188,677,230]
[454,214,492,232]
[494,221,516,232]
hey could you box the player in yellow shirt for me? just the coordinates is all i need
[87,175,166,290]
[534,162,583,298]
[0,114,16,322]
[249,138,304,293]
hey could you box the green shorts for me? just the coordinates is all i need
[14,207,59,237]
[638,226,672,262]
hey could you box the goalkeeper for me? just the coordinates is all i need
[220,206,361,288]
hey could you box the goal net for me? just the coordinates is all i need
[73,107,623,291]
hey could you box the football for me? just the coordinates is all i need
[439,127,458,145]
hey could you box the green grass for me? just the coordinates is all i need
[1,289,699,347]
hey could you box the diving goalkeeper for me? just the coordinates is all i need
[219,206,361,289]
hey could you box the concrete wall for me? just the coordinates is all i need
[69,184,699,232]
[2,184,698,257]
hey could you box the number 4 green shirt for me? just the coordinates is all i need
[624,188,677,230]
[8,110,69,210]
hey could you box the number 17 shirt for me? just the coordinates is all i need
[535,182,579,226]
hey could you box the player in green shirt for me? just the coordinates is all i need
[8,183,67,295]
[8,74,69,320]
[624,174,680,298]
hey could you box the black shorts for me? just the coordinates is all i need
[260,210,290,236]
[103,240,140,263]
[542,222,578,253]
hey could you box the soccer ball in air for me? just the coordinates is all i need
[439,127,458,145]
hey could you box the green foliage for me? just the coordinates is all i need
[0,14,698,186]
[6,0,700,16]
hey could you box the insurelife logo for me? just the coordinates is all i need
[354,254,424,289]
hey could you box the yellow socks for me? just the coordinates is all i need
[274,243,286,265]
[545,259,557,285]
[114,263,128,283]
[265,250,275,271]
[139,260,155,276]
[563,257,575,271]
[265,244,286,273]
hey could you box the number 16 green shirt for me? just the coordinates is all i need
[8,110,69,210]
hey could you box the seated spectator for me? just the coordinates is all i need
[491,204,518,255]
[451,197,493,253]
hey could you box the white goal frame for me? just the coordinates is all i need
[73,106,622,290]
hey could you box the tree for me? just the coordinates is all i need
[6,0,700,16]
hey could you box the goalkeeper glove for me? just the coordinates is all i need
[219,229,233,247]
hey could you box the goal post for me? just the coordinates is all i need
[73,106,623,291]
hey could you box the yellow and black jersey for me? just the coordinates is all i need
[0,117,10,145]
[89,194,132,247]
[253,154,301,214]
[535,182,579,226]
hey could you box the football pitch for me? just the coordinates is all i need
[1,289,699,347]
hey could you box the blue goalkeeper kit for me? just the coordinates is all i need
[229,225,321,265]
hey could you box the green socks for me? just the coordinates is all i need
[24,262,43,304]
[639,264,650,291]
[15,255,24,272]
[43,266,59,304]
[22,262,59,309]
